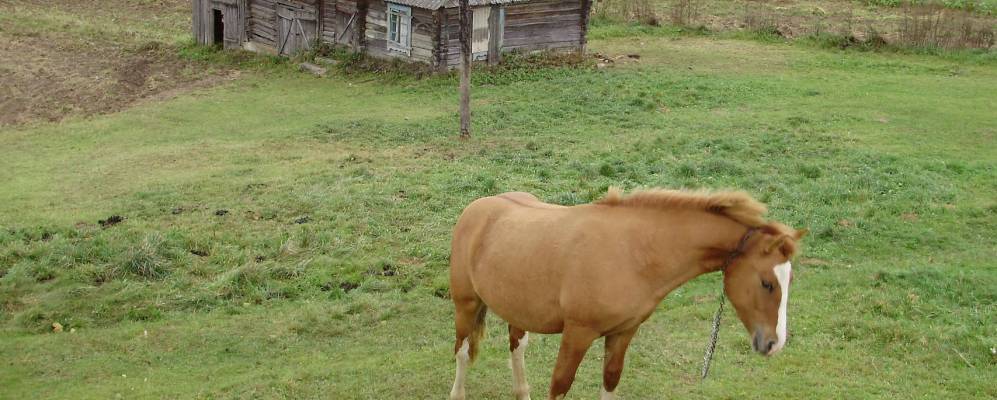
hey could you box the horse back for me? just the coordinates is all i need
[450,192,557,265]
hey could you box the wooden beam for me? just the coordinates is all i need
[579,0,592,53]
[433,9,446,72]
[356,0,369,50]
[487,5,502,65]
[273,0,280,51]
[459,0,471,138]
[239,0,248,44]
[317,0,325,45]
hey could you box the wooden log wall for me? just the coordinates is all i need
[364,2,436,63]
[502,0,583,53]
[249,0,279,47]
[321,1,337,43]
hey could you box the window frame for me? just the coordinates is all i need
[386,3,412,56]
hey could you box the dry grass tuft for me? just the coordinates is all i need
[898,2,994,49]
[670,0,704,27]
[593,0,661,26]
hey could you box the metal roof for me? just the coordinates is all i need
[387,0,530,9]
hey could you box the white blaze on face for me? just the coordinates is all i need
[770,261,792,355]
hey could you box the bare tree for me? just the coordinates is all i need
[459,0,471,138]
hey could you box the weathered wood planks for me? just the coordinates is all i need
[195,0,592,69]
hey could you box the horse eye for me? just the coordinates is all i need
[761,280,774,292]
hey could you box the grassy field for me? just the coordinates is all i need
[2,4,996,400]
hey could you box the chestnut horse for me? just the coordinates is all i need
[448,188,806,399]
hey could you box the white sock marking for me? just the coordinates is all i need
[601,387,616,400]
[511,333,531,400]
[770,261,792,355]
[450,339,470,400]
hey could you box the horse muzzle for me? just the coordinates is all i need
[752,330,780,356]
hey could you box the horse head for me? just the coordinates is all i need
[723,223,807,356]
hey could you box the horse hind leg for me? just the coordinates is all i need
[509,325,531,400]
[450,297,487,400]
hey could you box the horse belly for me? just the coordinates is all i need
[471,263,565,334]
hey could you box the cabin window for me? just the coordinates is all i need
[387,3,412,55]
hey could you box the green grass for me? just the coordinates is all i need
[2,19,997,400]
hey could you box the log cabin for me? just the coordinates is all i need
[192,0,593,70]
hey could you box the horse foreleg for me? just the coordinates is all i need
[601,327,639,400]
[509,325,531,400]
[548,325,600,400]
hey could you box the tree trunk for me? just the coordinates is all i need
[459,0,471,138]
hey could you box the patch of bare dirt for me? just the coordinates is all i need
[0,0,239,127]
[0,37,236,126]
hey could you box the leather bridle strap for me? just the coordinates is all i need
[719,227,759,272]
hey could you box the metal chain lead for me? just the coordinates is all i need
[700,227,756,380]
[701,291,726,380]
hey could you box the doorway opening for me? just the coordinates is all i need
[212,9,224,46]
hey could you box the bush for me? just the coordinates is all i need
[898,2,995,49]
[670,0,704,27]
[592,0,661,25]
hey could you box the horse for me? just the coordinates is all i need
[447,188,807,400]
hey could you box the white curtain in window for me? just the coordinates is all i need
[388,3,412,54]
[398,11,410,48]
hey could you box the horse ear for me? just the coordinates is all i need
[765,235,788,254]
[794,228,809,240]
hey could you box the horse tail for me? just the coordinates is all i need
[467,304,487,363]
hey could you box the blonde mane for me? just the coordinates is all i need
[595,187,768,227]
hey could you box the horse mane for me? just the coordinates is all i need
[595,187,768,227]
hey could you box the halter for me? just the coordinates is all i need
[701,227,758,380]
[719,228,758,272]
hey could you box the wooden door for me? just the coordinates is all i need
[277,6,317,56]
[336,8,358,47]
[223,3,241,49]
